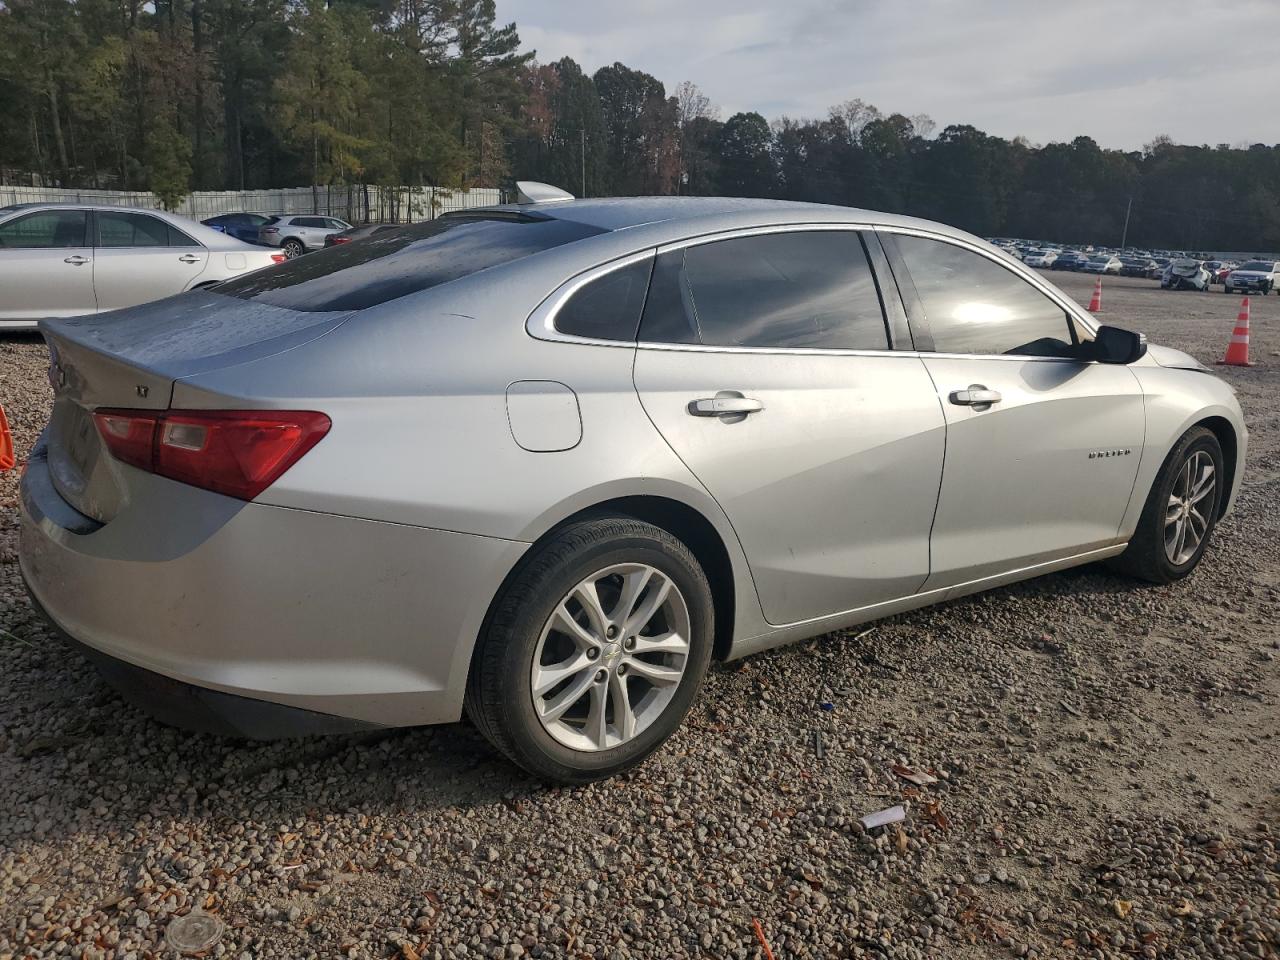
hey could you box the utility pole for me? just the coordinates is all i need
[581,129,586,197]
[1120,196,1133,250]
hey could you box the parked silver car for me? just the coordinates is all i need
[0,203,285,329]
[20,186,1247,783]
[257,215,353,258]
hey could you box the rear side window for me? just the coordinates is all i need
[97,211,197,248]
[0,210,88,248]
[555,258,653,341]
[217,213,608,312]
[640,230,889,350]
[893,234,1073,356]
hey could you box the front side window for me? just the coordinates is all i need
[893,234,1074,356]
[217,212,608,312]
[639,230,889,351]
[0,210,88,248]
[555,258,653,341]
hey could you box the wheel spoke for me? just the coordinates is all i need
[624,657,683,686]
[573,581,610,637]
[630,630,690,657]
[538,668,595,722]
[586,680,609,749]
[1173,516,1189,562]
[611,567,653,625]
[1190,464,1216,504]
[1187,505,1208,538]
[1176,458,1193,497]
[609,672,636,742]
[551,603,598,649]
[532,652,593,696]
[624,577,671,636]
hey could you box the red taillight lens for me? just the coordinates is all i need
[93,411,158,471]
[262,227,279,234]
[93,409,330,501]
[270,253,287,263]
[331,236,351,244]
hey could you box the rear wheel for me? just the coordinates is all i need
[281,238,305,259]
[1110,427,1223,584]
[466,517,714,783]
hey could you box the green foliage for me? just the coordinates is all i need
[0,0,1277,250]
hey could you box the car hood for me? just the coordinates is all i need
[1147,343,1210,373]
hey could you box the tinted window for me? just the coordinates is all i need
[639,231,889,350]
[217,213,608,312]
[97,211,197,248]
[555,258,653,341]
[0,210,88,248]
[894,235,1073,356]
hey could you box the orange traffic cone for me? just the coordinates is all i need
[1087,277,1102,312]
[1218,297,1253,367]
[0,405,13,472]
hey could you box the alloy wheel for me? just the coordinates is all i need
[530,563,691,752]
[1165,450,1216,565]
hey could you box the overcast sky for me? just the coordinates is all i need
[495,0,1280,150]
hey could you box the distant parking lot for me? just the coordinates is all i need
[1,271,1278,959]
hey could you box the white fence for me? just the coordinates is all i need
[0,184,504,224]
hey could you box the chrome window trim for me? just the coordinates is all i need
[526,248,657,348]
[527,220,1101,363]
[527,222,888,352]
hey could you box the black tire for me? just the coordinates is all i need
[282,238,305,259]
[465,517,714,783]
[1109,426,1224,584]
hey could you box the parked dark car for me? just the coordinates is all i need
[324,222,401,247]
[1119,257,1158,278]
[1051,251,1088,271]
[201,212,273,245]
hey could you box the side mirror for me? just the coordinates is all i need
[1090,325,1147,364]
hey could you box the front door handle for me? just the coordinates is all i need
[63,255,90,266]
[688,396,765,417]
[949,385,1002,407]
[178,254,203,263]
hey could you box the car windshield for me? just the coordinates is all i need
[1237,261,1272,271]
[216,212,608,312]
[1089,256,1108,262]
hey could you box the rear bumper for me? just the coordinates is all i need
[19,449,527,733]
[30,590,379,738]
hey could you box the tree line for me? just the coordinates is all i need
[2,0,1278,251]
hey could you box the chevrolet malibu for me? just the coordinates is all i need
[20,185,1247,783]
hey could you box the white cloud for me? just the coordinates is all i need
[495,0,1280,149]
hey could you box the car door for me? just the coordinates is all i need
[293,216,324,248]
[93,210,209,311]
[880,230,1145,591]
[632,227,946,626]
[0,209,96,320]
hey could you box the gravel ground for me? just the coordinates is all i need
[1,273,1277,960]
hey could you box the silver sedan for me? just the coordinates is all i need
[0,203,285,329]
[19,186,1247,783]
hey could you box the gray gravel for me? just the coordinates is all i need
[2,273,1278,959]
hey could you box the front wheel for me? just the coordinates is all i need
[1110,427,1223,584]
[466,517,714,783]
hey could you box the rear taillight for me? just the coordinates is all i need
[262,227,279,234]
[93,409,330,501]
[331,236,351,245]
[270,253,287,263]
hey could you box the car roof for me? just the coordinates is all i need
[466,195,955,237]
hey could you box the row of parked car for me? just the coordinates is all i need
[0,202,409,327]
[993,239,1280,295]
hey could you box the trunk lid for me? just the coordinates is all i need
[41,291,351,522]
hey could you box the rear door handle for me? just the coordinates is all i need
[688,396,764,417]
[949,385,1002,406]
[64,255,90,266]
[178,254,203,263]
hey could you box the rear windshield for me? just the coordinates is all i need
[216,212,607,311]
[1237,261,1273,271]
